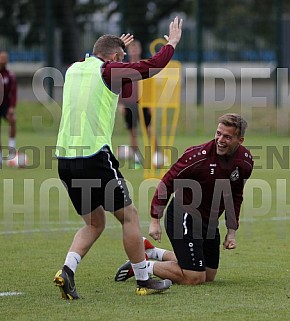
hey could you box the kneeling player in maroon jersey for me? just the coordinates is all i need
[115,113,254,285]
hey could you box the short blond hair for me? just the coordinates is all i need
[218,113,247,137]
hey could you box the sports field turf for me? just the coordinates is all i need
[0,103,289,321]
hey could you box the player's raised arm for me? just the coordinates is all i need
[164,16,183,49]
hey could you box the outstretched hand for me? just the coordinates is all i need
[149,219,162,243]
[164,16,183,49]
[120,33,134,47]
[223,229,237,250]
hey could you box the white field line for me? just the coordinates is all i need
[0,292,24,297]
[0,220,146,235]
[0,227,81,235]
[0,217,289,236]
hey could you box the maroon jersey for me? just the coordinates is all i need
[0,67,17,108]
[151,139,254,230]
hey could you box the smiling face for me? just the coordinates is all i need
[215,123,244,156]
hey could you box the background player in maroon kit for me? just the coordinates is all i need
[0,51,17,167]
[115,113,254,285]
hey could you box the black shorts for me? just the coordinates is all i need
[165,199,220,271]
[124,104,151,130]
[58,148,132,215]
[0,104,9,119]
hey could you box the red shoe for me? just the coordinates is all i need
[143,237,155,250]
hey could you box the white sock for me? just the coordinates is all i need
[8,138,16,149]
[131,260,149,281]
[146,247,166,261]
[64,252,81,274]
[146,260,156,275]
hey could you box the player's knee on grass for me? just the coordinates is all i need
[205,267,217,282]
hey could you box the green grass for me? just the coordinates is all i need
[0,102,290,321]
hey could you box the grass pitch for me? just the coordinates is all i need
[0,102,289,321]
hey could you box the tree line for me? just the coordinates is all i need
[0,0,288,64]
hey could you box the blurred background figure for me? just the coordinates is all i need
[118,40,154,166]
[0,51,17,168]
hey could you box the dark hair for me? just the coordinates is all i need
[93,35,125,58]
[218,113,248,137]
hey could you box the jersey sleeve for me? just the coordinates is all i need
[225,148,254,230]
[150,146,198,219]
[102,44,174,93]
